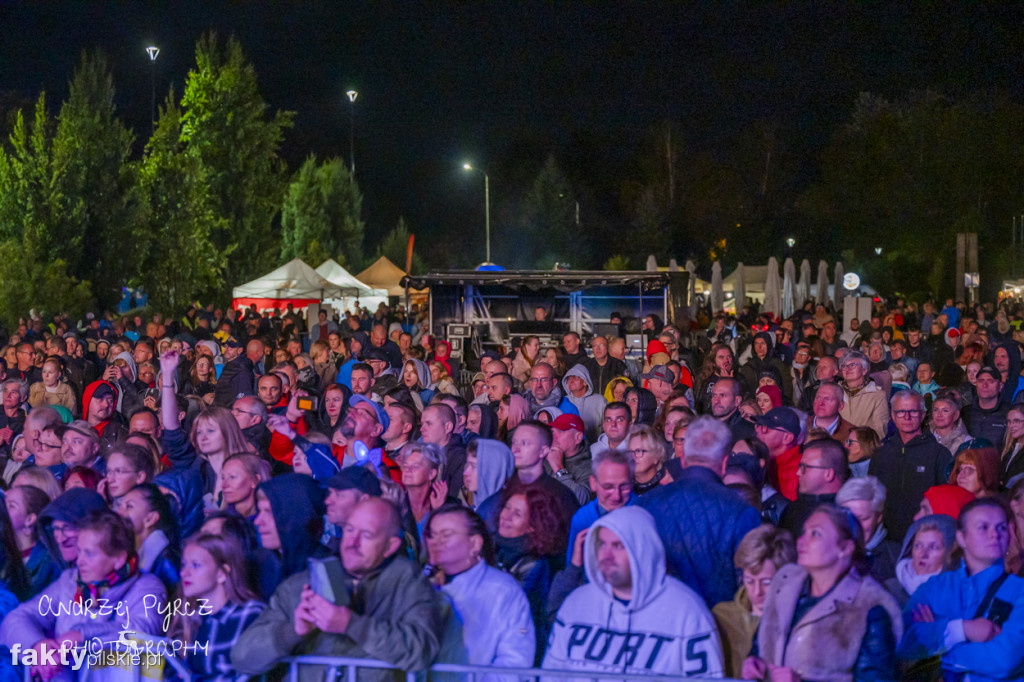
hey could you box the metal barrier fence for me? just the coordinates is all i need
[283,656,743,682]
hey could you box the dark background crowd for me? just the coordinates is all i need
[0,294,1020,681]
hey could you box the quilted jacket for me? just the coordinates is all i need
[638,465,761,607]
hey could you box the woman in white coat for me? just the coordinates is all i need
[426,502,536,676]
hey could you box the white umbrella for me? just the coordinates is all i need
[646,255,658,271]
[797,259,812,307]
[764,257,781,317]
[669,258,679,271]
[833,261,845,310]
[711,262,724,313]
[816,260,830,304]
[735,262,746,310]
[685,260,697,316]
[782,257,796,318]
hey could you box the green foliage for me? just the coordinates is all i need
[798,91,1024,297]
[626,188,671,265]
[137,92,228,310]
[603,254,630,271]
[280,155,365,269]
[180,33,294,292]
[517,155,588,268]
[377,218,425,274]
[0,242,92,328]
[51,50,143,309]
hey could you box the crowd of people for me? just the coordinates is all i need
[0,295,1021,680]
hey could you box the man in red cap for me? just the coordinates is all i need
[548,414,593,505]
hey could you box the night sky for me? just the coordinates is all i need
[3,2,1024,266]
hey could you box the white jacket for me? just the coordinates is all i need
[442,559,536,680]
[543,506,724,679]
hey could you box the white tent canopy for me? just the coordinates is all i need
[764,258,781,317]
[232,258,345,310]
[316,259,390,312]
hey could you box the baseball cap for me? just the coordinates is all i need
[641,365,674,384]
[361,348,389,364]
[326,466,382,496]
[349,394,391,431]
[471,372,486,384]
[224,337,243,349]
[550,414,585,434]
[55,420,99,444]
[754,407,801,437]
[976,366,1002,383]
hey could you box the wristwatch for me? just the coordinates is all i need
[554,468,569,479]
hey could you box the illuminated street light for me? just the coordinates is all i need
[875,247,883,255]
[346,90,358,174]
[786,237,796,248]
[146,46,159,136]
[463,163,491,264]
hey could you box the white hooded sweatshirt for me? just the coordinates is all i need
[543,506,724,679]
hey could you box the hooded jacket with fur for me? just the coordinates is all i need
[543,506,724,678]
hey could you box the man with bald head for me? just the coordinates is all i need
[215,338,265,407]
[232,497,444,675]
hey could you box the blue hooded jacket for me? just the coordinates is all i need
[154,467,206,539]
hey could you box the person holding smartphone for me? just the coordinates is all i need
[900,498,1024,679]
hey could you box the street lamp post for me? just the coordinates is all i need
[462,164,491,263]
[346,90,358,175]
[146,46,159,136]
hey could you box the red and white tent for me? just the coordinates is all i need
[232,258,344,312]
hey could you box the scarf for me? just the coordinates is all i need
[74,554,138,604]
[895,557,939,596]
[524,385,566,413]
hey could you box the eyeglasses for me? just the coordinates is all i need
[52,523,78,538]
[845,438,859,446]
[231,408,260,418]
[798,462,831,473]
[629,449,652,457]
[893,410,923,418]
[38,440,62,450]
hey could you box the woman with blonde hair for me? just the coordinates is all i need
[627,424,673,494]
[428,360,460,396]
[1002,404,1024,488]
[511,336,541,384]
[11,467,62,502]
[714,525,796,678]
[160,351,253,510]
[221,454,271,519]
[174,533,265,681]
[28,357,76,412]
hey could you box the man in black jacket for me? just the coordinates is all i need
[214,339,264,407]
[582,336,626,395]
[710,377,756,445]
[868,391,952,542]
[963,366,1009,447]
